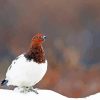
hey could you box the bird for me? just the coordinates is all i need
[1,33,47,94]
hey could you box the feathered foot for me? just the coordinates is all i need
[14,86,38,94]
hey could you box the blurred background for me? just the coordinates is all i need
[0,0,100,98]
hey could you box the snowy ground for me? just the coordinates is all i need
[0,89,99,100]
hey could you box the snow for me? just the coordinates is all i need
[0,89,99,100]
[0,89,67,100]
[85,93,100,100]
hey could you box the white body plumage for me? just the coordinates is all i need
[6,54,47,87]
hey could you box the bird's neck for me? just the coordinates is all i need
[24,44,45,63]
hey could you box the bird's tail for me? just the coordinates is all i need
[1,79,8,86]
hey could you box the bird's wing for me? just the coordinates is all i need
[8,65,12,70]
[7,54,24,71]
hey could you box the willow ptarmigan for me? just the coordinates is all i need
[1,33,47,94]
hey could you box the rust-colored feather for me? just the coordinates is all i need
[25,45,45,63]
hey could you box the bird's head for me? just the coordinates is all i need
[31,33,46,46]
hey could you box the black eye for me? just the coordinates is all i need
[43,36,46,39]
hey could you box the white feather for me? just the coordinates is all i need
[6,54,47,87]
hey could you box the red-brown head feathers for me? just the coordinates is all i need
[31,33,46,46]
[26,33,46,62]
